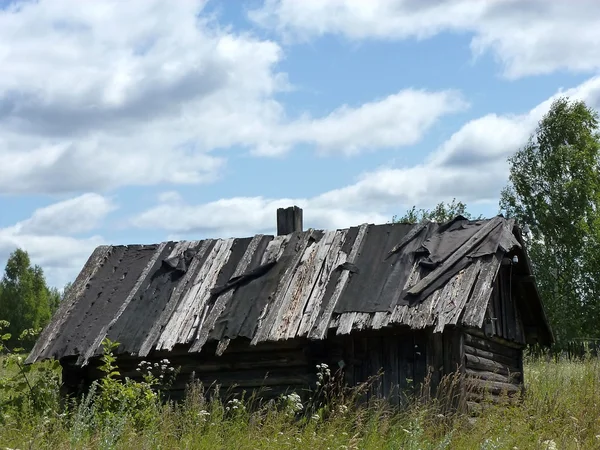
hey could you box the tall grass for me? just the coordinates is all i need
[1,353,600,449]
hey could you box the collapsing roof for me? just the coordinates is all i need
[27,214,552,366]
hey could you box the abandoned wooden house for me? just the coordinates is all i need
[27,206,552,409]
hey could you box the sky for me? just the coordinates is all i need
[1,0,600,289]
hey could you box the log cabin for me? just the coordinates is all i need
[26,207,552,410]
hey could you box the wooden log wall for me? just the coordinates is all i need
[60,329,431,407]
[61,338,323,403]
[463,328,524,409]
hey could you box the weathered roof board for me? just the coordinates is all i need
[27,216,532,366]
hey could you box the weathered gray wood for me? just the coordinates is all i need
[252,232,315,345]
[309,223,369,339]
[297,230,347,337]
[463,333,521,359]
[336,312,357,335]
[465,353,520,376]
[465,369,519,384]
[460,251,503,328]
[277,206,303,236]
[215,337,231,356]
[465,328,524,350]
[139,240,213,357]
[432,261,480,333]
[191,235,266,353]
[157,239,234,351]
[443,259,482,329]
[408,217,502,296]
[275,231,338,341]
[463,344,519,368]
[497,218,519,253]
[370,312,388,330]
[348,312,371,333]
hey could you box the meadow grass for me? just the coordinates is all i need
[1,353,599,450]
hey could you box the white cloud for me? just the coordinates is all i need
[0,0,280,194]
[251,0,600,79]
[316,76,600,209]
[252,89,468,156]
[131,196,388,237]
[0,0,464,195]
[11,193,116,235]
[130,76,600,236]
[157,191,184,204]
[0,193,114,287]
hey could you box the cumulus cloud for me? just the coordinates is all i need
[0,194,114,287]
[131,195,388,237]
[251,0,600,78]
[0,0,464,195]
[317,76,600,209]
[253,89,467,156]
[11,193,116,235]
[0,0,280,194]
[131,76,600,236]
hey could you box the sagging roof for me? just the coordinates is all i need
[27,215,551,365]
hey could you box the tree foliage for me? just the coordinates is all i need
[0,248,60,349]
[393,198,479,224]
[500,97,600,345]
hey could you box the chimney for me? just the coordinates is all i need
[277,206,303,236]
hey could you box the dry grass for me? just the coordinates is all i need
[1,354,600,449]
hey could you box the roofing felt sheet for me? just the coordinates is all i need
[27,216,524,365]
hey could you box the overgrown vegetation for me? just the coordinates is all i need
[392,198,480,224]
[1,336,599,449]
[500,97,600,346]
[0,248,66,351]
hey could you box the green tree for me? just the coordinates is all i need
[0,248,58,349]
[500,97,600,345]
[393,198,478,224]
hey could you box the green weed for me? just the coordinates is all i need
[1,341,599,449]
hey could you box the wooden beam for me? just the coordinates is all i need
[407,217,503,296]
[277,206,303,236]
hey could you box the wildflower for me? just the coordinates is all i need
[542,440,557,450]
[311,413,320,421]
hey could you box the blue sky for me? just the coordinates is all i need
[1,0,600,288]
